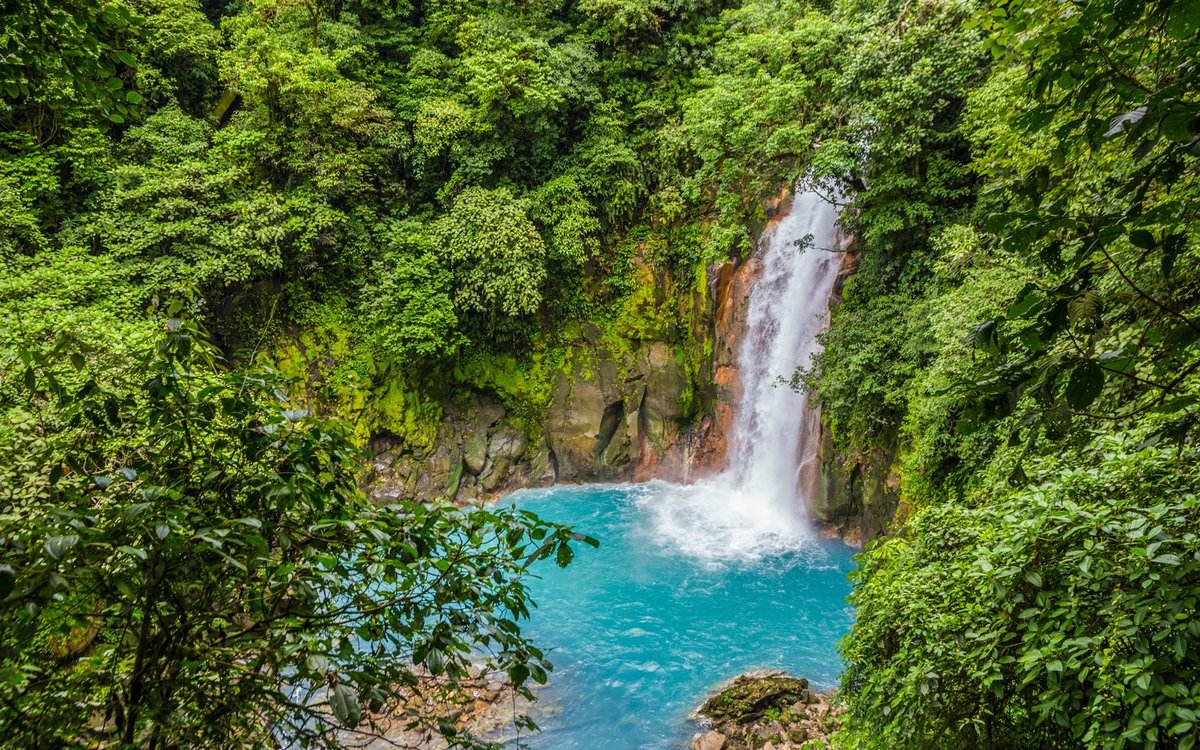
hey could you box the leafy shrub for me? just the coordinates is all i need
[0,314,594,748]
[840,432,1200,750]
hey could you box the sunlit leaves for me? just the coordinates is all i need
[362,222,464,361]
[529,175,602,267]
[413,98,473,156]
[681,0,839,253]
[432,186,547,319]
[0,0,141,130]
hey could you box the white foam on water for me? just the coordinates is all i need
[641,189,844,563]
[631,479,809,564]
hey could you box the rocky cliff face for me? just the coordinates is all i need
[365,205,901,543]
[695,252,759,474]
[810,437,903,545]
[807,249,904,544]
[367,334,714,502]
[366,278,725,502]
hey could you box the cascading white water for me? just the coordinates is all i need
[639,189,844,562]
[727,190,843,516]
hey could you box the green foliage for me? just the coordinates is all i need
[5,0,1198,746]
[128,0,221,113]
[0,0,754,389]
[0,134,59,255]
[804,0,990,456]
[0,0,142,129]
[821,0,985,290]
[530,176,602,269]
[433,186,548,320]
[363,221,463,362]
[806,292,925,447]
[682,0,839,253]
[809,1,1200,748]
[66,107,286,293]
[801,0,988,458]
[956,0,1200,446]
[841,433,1200,750]
[0,314,594,748]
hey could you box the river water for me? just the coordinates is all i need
[504,190,853,748]
[508,482,854,749]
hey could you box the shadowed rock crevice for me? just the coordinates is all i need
[594,400,624,460]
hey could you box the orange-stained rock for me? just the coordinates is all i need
[698,246,763,475]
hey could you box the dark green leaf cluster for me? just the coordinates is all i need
[805,1,1200,747]
[841,434,1200,750]
[0,313,595,748]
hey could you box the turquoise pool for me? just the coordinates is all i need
[505,481,856,749]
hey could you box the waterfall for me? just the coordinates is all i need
[726,189,843,521]
[639,188,843,562]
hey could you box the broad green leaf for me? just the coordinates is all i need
[45,535,80,561]
[1066,363,1104,410]
[1167,0,1200,38]
[1128,230,1155,249]
[330,684,361,727]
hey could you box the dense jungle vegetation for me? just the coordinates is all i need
[1,0,1198,747]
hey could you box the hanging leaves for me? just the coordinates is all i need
[1065,362,1104,410]
[0,317,593,748]
[329,684,361,727]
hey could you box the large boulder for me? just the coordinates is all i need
[638,341,686,452]
[527,439,558,484]
[813,422,902,544]
[488,424,527,461]
[413,445,455,500]
[463,430,488,475]
[479,424,528,491]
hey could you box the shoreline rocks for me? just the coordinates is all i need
[691,671,842,750]
[340,667,545,750]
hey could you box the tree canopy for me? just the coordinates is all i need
[1,0,1198,746]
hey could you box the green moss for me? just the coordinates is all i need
[673,264,713,419]
[264,220,719,458]
[453,348,561,440]
[264,302,446,450]
[700,675,811,723]
[375,378,442,453]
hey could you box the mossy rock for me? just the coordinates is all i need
[700,675,810,723]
